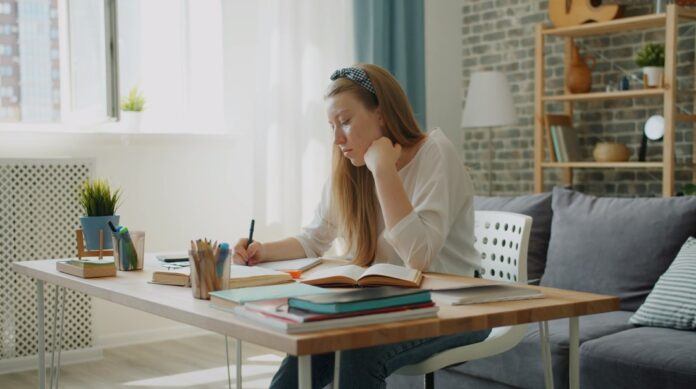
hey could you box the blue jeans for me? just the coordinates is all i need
[269,329,491,389]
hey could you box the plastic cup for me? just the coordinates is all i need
[112,230,145,271]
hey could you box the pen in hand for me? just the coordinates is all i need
[246,219,255,266]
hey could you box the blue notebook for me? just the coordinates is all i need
[209,282,330,305]
[288,287,432,314]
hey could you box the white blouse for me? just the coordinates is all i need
[293,128,479,277]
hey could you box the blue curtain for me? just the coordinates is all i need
[353,0,426,129]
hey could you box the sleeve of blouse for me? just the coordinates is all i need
[382,157,462,271]
[292,182,337,257]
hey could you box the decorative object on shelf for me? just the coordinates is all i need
[120,86,146,131]
[566,45,595,94]
[684,183,696,195]
[548,0,622,28]
[78,179,121,254]
[593,142,631,162]
[619,76,630,91]
[462,71,517,195]
[635,43,665,88]
[639,115,665,161]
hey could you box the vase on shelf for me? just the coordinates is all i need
[566,46,595,94]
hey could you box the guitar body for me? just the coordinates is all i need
[549,0,622,28]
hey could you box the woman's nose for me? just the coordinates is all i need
[333,129,346,145]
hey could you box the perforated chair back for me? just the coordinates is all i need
[474,211,531,284]
[394,211,533,379]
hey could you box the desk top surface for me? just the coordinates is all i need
[13,255,619,355]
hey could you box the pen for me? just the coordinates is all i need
[247,219,255,246]
[246,219,255,266]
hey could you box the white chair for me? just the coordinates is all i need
[392,210,554,389]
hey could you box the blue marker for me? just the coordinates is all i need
[216,242,230,276]
[118,226,138,270]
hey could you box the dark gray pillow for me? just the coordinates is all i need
[541,187,696,311]
[474,192,552,282]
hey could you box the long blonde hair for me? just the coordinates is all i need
[326,64,424,266]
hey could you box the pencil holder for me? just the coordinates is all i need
[112,230,145,271]
[189,249,231,300]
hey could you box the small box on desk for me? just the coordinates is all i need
[57,259,117,278]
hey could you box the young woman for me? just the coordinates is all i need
[233,63,488,388]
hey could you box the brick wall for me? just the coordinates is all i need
[461,0,695,197]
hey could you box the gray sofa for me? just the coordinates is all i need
[387,187,696,389]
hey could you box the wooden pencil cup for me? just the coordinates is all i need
[76,229,113,259]
[189,249,231,300]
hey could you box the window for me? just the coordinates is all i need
[116,0,224,133]
[0,0,61,123]
[1,0,225,133]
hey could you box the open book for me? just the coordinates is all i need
[151,265,293,288]
[300,263,422,288]
[229,265,294,288]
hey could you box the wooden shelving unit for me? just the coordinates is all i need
[534,4,696,197]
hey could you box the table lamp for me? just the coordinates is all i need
[461,71,517,195]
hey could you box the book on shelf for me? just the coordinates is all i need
[257,257,322,272]
[431,284,544,305]
[557,125,582,162]
[550,125,565,162]
[288,286,432,314]
[151,267,190,286]
[300,263,422,288]
[232,303,438,334]
[56,258,116,278]
[209,282,330,307]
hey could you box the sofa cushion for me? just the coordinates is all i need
[474,192,552,281]
[580,327,696,389]
[448,311,635,389]
[541,187,696,311]
[630,237,696,330]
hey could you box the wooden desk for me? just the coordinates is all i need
[13,256,619,389]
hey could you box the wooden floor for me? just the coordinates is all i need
[0,334,285,388]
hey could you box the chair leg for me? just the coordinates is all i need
[424,372,434,389]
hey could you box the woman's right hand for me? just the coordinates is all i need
[233,238,264,266]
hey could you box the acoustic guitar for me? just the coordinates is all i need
[549,0,622,28]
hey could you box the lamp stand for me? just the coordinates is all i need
[487,128,493,196]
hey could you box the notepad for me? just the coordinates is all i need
[300,263,422,288]
[431,284,544,305]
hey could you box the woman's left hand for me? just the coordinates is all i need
[364,137,402,174]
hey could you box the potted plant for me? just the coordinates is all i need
[120,86,146,131]
[78,179,121,250]
[635,43,665,88]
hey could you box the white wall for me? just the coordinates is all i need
[424,0,465,149]
[0,132,253,347]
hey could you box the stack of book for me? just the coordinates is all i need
[226,286,438,334]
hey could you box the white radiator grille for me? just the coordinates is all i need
[0,159,93,359]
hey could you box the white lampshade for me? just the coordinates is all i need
[461,71,517,128]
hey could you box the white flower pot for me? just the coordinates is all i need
[642,67,664,88]
[120,111,142,132]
